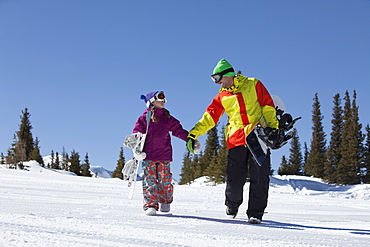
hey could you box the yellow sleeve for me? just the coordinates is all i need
[262,105,279,129]
[189,96,224,139]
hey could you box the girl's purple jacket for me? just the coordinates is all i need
[133,108,188,161]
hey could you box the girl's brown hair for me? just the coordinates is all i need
[150,106,171,123]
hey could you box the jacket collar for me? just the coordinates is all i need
[219,75,247,93]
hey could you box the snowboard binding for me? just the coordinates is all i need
[123,133,147,160]
[122,133,147,186]
[257,107,301,150]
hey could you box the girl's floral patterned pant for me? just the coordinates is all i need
[142,160,173,211]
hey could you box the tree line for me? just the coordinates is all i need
[179,90,370,186]
[279,90,370,185]
[1,108,126,178]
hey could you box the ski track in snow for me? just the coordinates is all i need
[1,162,370,247]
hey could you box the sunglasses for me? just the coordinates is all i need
[210,68,235,84]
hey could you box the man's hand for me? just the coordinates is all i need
[186,134,197,154]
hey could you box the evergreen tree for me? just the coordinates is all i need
[29,137,44,165]
[50,150,61,170]
[278,155,290,175]
[206,125,227,184]
[192,152,203,179]
[61,147,69,171]
[81,153,92,177]
[6,135,18,169]
[0,153,5,164]
[277,129,302,175]
[69,150,81,176]
[201,126,220,177]
[6,135,26,169]
[337,91,363,185]
[363,125,370,183]
[179,151,194,185]
[16,108,35,161]
[49,150,55,168]
[352,91,365,182]
[302,142,308,175]
[112,147,125,179]
[305,93,327,178]
[55,152,61,170]
[324,94,343,184]
[288,129,303,175]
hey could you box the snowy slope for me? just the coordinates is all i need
[1,162,370,247]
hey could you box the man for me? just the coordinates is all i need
[186,59,279,224]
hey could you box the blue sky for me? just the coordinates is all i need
[1,0,369,180]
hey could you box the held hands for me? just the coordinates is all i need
[186,134,201,154]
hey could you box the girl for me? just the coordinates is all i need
[133,91,188,216]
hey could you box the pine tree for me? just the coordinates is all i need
[29,137,44,165]
[112,147,125,179]
[363,125,370,183]
[277,129,302,175]
[305,93,327,178]
[324,94,343,184]
[352,91,365,182]
[55,152,61,170]
[302,142,308,175]
[192,152,203,179]
[201,126,220,177]
[49,150,55,168]
[61,147,69,171]
[6,108,40,169]
[337,91,363,185]
[278,155,290,175]
[81,153,91,177]
[50,150,61,170]
[179,151,194,185]
[0,153,5,165]
[206,125,227,184]
[6,135,19,169]
[6,135,26,169]
[288,129,303,175]
[16,108,35,161]
[69,150,81,176]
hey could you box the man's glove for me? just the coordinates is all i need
[186,137,195,154]
[262,127,293,150]
[276,108,302,132]
[186,134,201,154]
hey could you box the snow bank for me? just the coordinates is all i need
[1,165,370,246]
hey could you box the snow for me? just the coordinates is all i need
[1,162,370,247]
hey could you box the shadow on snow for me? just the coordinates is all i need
[158,214,370,236]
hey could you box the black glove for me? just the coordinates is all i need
[258,127,292,150]
[276,110,302,132]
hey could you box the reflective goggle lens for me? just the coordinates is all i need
[151,92,166,103]
[211,74,222,83]
[156,92,165,100]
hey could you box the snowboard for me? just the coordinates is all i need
[123,133,147,199]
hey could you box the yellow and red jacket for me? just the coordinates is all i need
[189,75,279,149]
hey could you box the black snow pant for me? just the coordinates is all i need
[225,145,270,220]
